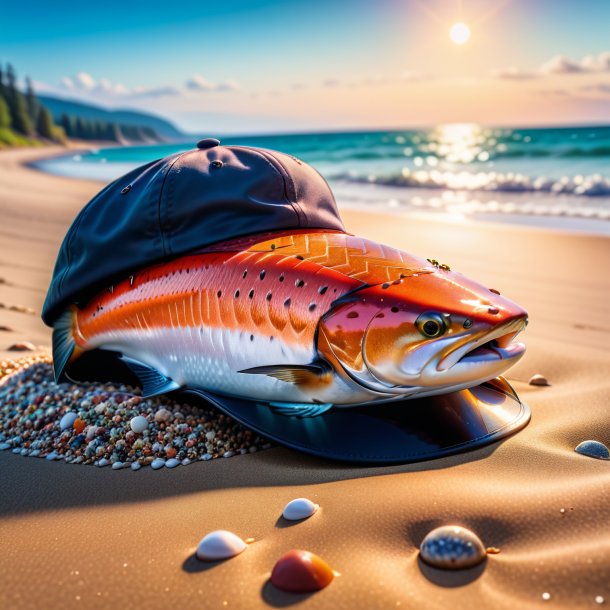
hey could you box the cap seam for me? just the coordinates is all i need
[158,151,190,257]
[230,146,304,227]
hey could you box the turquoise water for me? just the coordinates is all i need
[37,124,610,232]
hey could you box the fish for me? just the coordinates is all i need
[52,229,527,417]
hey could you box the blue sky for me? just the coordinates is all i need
[3,0,610,133]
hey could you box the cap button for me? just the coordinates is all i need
[196,138,220,150]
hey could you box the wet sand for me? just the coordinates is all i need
[1,147,609,609]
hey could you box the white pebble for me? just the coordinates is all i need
[131,462,142,471]
[542,592,551,601]
[282,498,319,521]
[205,430,216,441]
[529,374,550,386]
[97,458,110,467]
[595,596,605,605]
[181,458,191,466]
[196,530,247,561]
[59,412,78,431]
[154,408,171,422]
[166,458,181,468]
[112,461,124,470]
[151,458,165,470]
[130,415,149,434]
[223,451,234,458]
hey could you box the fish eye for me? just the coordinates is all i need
[416,312,447,338]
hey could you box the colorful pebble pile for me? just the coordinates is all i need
[0,356,271,468]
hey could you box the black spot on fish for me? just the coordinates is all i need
[217,290,222,298]
[295,255,304,260]
[234,289,240,298]
[318,286,328,295]
[347,311,359,319]
[295,279,304,288]
[279,274,285,282]
[260,270,266,280]
[250,334,254,341]
[391,306,399,313]
[382,283,390,289]
[309,303,316,311]
[266,292,272,301]
[248,289,255,299]
[243,270,248,279]
[284,298,291,308]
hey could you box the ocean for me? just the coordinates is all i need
[36,124,610,235]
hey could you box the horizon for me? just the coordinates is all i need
[4,0,610,133]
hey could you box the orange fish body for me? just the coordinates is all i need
[54,229,527,413]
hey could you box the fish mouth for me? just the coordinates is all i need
[438,317,527,372]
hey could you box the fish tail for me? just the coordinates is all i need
[52,305,85,382]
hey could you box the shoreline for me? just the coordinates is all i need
[1,145,609,610]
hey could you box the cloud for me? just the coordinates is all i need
[492,66,537,80]
[131,85,180,98]
[58,72,181,98]
[186,74,240,92]
[539,55,584,75]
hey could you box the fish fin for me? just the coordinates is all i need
[52,306,84,383]
[268,401,333,418]
[238,361,332,386]
[120,356,181,397]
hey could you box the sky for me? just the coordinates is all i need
[3,0,610,134]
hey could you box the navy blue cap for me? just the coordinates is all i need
[42,141,345,326]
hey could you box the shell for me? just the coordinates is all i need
[196,530,247,561]
[271,549,335,592]
[59,412,78,431]
[529,374,550,386]
[130,415,149,433]
[575,440,609,460]
[282,498,319,521]
[420,525,486,569]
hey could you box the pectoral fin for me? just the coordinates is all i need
[121,356,181,397]
[239,361,332,386]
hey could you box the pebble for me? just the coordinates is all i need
[131,462,142,471]
[419,525,487,569]
[595,596,605,605]
[59,412,78,431]
[0,356,271,470]
[575,440,609,460]
[0,442,10,451]
[542,592,551,601]
[7,342,37,352]
[130,415,149,434]
[529,374,550,386]
[271,550,335,592]
[282,498,319,521]
[97,458,110,467]
[196,530,247,561]
[151,458,166,470]
[165,458,181,468]
[112,461,124,470]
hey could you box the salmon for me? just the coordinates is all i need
[53,229,527,417]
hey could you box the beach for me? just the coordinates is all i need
[1,147,609,609]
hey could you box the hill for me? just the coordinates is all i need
[38,95,186,141]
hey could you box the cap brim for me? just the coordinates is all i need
[184,377,530,464]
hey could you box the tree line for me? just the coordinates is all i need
[0,63,64,145]
[0,62,162,147]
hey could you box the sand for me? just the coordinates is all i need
[0,147,609,610]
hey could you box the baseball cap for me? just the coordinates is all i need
[43,140,530,463]
[42,138,344,326]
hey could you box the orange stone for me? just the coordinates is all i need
[166,447,177,458]
[73,418,86,434]
[271,550,334,593]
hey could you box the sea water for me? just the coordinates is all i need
[36,124,610,235]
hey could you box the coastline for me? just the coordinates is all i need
[1,146,609,610]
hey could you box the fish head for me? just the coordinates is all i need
[318,269,527,396]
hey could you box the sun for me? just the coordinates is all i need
[449,22,471,45]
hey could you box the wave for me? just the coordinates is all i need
[337,169,610,197]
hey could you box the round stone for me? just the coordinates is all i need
[59,412,78,431]
[420,525,487,569]
[529,374,550,386]
[130,415,149,434]
[282,498,319,521]
[575,440,609,460]
[271,549,335,592]
[196,530,247,561]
